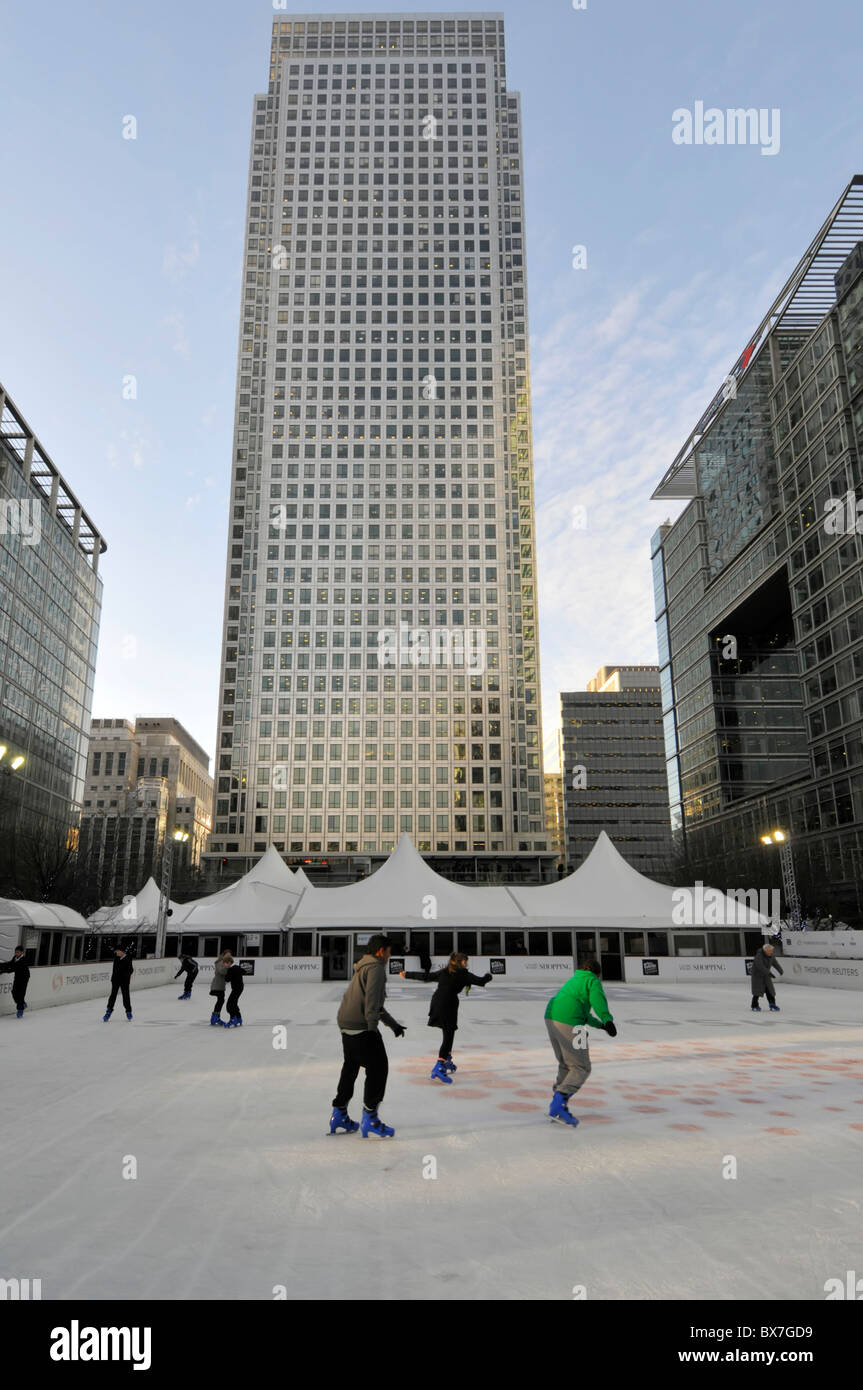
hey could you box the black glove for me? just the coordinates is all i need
[391,1023,406,1038]
[604,1021,617,1038]
[482,973,493,984]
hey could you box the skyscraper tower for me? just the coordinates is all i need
[209,12,545,872]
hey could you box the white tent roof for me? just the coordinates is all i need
[172,845,304,929]
[509,832,772,929]
[107,834,772,937]
[290,834,524,929]
[0,898,90,932]
[88,878,182,931]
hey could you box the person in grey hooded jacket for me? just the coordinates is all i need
[330,935,405,1138]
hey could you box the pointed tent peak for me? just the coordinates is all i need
[292,866,313,889]
[576,831,673,886]
[244,845,297,888]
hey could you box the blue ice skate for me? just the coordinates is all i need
[360,1109,394,1138]
[443,1054,457,1073]
[225,1015,241,1028]
[768,1002,780,1012]
[16,1008,24,1019]
[548,1091,579,1127]
[178,991,191,1000]
[125,1011,133,1021]
[431,1059,453,1084]
[103,1010,112,1022]
[751,1002,761,1012]
[210,1012,223,1026]
[329,1106,360,1135]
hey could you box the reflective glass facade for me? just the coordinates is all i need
[653,224,863,919]
[0,385,105,854]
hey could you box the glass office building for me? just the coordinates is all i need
[0,383,106,861]
[652,177,863,921]
[209,12,547,876]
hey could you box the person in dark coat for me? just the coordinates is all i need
[0,946,31,1018]
[400,951,492,1083]
[750,941,783,1012]
[223,955,245,1027]
[104,947,134,1021]
[175,954,199,1000]
[209,951,230,1025]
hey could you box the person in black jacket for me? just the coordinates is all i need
[104,947,134,1021]
[400,951,492,1083]
[223,955,245,1028]
[0,946,31,1019]
[175,954,199,1000]
[750,942,784,1012]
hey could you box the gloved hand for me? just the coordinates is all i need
[391,1022,406,1038]
[604,1021,617,1038]
[482,973,493,984]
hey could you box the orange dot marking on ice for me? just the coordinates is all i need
[497,1102,539,1112]
[668,1124,703,1131]
[765,1128,799,1136]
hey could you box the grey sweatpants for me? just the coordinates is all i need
[545,1018,591,1098]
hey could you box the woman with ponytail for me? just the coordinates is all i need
[400,952,492,1083]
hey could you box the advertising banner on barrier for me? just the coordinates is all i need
[625,956,751,982]
[781,931,862,959]
[394,955,573,981]
[782,959,863,990]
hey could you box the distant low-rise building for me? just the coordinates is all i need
[78,717,213,903]
[560,666,672,875]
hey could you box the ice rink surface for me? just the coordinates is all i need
[1,979,861,1301]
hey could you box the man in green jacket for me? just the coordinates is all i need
[544,958,617,1128]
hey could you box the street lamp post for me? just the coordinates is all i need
[155,829,189,959]
[760,830,801,930]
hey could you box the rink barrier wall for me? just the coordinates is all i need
[624,955,863,989]
[0,960,177,1015]
[780,959,863,989]
[391,955,574,981]
[781,930,863,959]
[0,957,324,1015]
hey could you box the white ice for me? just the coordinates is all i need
[1,980,861,1300]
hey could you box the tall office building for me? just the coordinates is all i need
[560,666,672,874]
[0,382,106,887]
[652,177,863,921]
[209,12,546,876]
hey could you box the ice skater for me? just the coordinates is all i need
[0,945,30,1019]
[750,941,783,1012]
[209,950,230,1026]
[543,957,616,1128]
[330,934,405,1138]
[104,946,134,1021]
[224,955,245,1028]
[399,951,492,1083]
[175,953,199,1000]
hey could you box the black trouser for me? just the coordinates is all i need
[12,983,27,1009]
[752,985,776,1005]
[181,971,197,994]
[107,981,132,1012]
[333,1030,388,1112]
[210,991,225,1016]
[226,987,244,1019]
[438,1025,456,1058]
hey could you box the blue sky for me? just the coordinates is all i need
[2,0,862,774]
